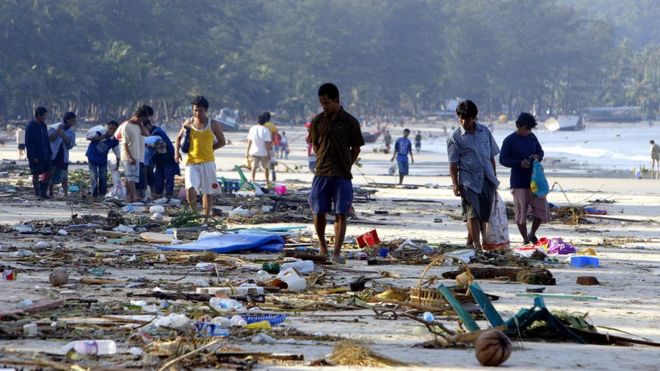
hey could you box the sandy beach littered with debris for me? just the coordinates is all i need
[1,121,659,370]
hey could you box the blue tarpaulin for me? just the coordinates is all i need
[157,232,284,253]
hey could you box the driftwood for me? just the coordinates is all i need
[442,266,556,285]
[0,299,65,320]
[127,291,212,302]
[79,276,124,285]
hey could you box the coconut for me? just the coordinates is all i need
[474,329,512,366]
[49,268,69,287]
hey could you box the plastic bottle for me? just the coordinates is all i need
[209,297,245,312]
[230,314,247,327]
[256,270,272,281]
[422,312,435,322]
[67,340,117,355]
[210,316,232,328]
[279,260,314,274]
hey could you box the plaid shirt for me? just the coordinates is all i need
[447,122,500,193]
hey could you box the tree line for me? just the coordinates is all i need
[0,0,658,124]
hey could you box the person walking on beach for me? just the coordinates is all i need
[500,113,550,245]
[414,130,422,153]
[48,112,77,198]
[261,112,278,182]
[309,83,365,261]
[86,120,120,198]
[383,130,392,153]
[651,140,660,177]
[175,96,226,221]
[16,125,26,160]
[447,100,500,251]
[391,129,414,185]
[280,131,289,159]
[25,107,52,198]
[118,106,150,203]
[246,113,273,186]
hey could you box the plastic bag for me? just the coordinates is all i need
[530,160,550,197]
[388,161,398,176]
[86,125,107,140]
[482,191,510,251]
[106,169,126,200]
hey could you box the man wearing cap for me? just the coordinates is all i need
[25,107,52,199]
[499,112,549,245]
[48,112,77,198]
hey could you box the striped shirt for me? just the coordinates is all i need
[447,122,500,193]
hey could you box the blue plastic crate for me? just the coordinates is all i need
[571,256,599,268]
[240,313,288,326]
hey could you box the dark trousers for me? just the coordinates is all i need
[88,162,108,197]
[154,164,176,196]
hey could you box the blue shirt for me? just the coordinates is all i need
[25,120,52,163]
[499,131,544,189]
[86,137,119,166]
[447,123,500,192]
[394,137,412,162]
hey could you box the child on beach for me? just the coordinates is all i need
[391,129,414,185]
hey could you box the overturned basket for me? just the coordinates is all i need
[409,255,472,309]
[409,256,450,309]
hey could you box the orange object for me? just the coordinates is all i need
[356,229,381,248]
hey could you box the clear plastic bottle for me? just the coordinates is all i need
[230,314,247,327]
[209,297,245,312]
[279,260,314,274]
[69,340,117,355]
[422,312,435,322]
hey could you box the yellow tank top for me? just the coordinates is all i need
[186,120,215,164]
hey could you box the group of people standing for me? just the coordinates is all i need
[23,107,77,199]
[20,86,550,259]
[22,96,226,222]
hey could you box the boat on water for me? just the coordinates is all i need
[544,115,584,132]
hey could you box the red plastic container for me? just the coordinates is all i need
[356,229,381,248]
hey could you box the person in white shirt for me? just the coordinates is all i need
[16,126,26,160]
[246,113,273,186]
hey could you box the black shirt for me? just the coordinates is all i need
[310,108,365,179]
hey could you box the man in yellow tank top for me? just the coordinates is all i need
[175,96,226,221]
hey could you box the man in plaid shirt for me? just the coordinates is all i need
[447,100,500,251]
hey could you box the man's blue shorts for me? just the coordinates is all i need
[309,176,353,215]
[397,159,409,175]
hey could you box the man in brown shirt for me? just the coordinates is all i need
[308,83,365,262]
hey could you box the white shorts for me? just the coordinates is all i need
[185,161,220,195]
[122,161,140,183]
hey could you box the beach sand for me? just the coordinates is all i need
[0,122,659,370]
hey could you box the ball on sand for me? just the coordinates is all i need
[474,329,512,366]
[49,268,69,287]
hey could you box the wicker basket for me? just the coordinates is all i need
[409,256,450,309]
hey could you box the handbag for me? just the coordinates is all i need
[180,125,191,154]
